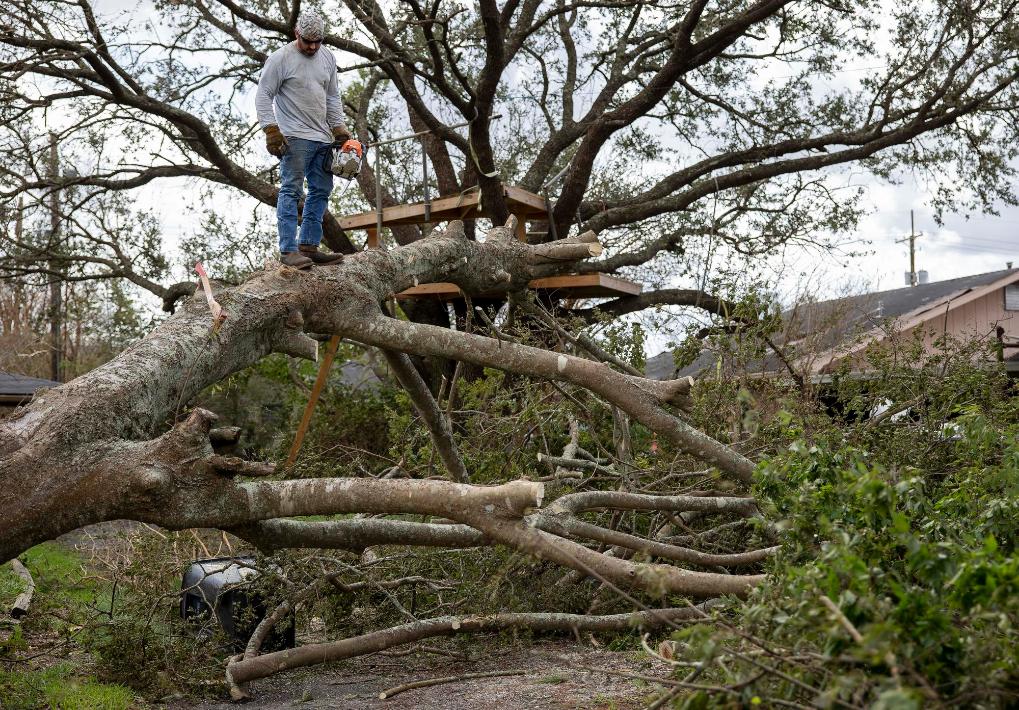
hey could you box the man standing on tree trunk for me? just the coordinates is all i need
[256,11,351,269]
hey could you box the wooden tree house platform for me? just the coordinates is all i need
[339,185,547,234]
[395,273,642,300]
[339,184,642,301]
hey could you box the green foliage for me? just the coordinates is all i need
[0,545,137,709]
[81,533,231,698]
[598,320,648,372]
[305,381,399,464]
[675,400,1019,707]
[0,664,134,710]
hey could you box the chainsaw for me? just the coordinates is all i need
[330,139,365,180]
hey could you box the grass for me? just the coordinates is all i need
[0,563,27,599]
[0,663,134,710]
[1,544,131,709]
[537,674,568,684]
[17,542,103,610]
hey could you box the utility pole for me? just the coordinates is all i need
[47,132,63,382]
[896,209,923,287]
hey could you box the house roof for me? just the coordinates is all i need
[646,268,1019,381]
[796,268,1018,330]
[0,371,60,401]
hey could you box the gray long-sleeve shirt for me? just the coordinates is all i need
[255,42,345,143]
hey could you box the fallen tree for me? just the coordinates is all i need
[0,219,770,694]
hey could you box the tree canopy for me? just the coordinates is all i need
[2,0,1018,317]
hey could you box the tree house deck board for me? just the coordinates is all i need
[339,186,549,231]
[396,273,642,300]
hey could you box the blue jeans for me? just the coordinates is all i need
[277,138,334,253]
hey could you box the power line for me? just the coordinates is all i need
[932,236,1019,248]
[925,236,1018,248]
[883,233,1018,247]
[927,243,1016,255]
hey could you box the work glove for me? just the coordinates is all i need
[264,125,287,157]
[331,125,352,144]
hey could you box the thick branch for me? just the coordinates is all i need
[232,517,488,553]
[228,606,713,689]
[381,349,470,482]
[350,316,754,482]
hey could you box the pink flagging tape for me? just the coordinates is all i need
[194,262,227,327]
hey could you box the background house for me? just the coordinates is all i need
[0,371,60,414]
[647,268,1019,381]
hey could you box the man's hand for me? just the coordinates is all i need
[331,125,352,144]
[264,125,287,157]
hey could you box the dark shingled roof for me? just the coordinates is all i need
[646,268,1019,381]
[0,371,60,400]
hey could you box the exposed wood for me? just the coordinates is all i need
[504,185,549,213]
[339,186,548,231]
[513,212,526,241]
[9,559,34,619]
[397,273,643,301]
[529,274,641,298]
[343,188,642,301]
[396,282,467,298]
[285,335,341,468]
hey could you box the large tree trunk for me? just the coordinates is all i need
[0,219,759,601]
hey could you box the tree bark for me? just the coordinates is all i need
[0,220,757,603]
[227,606,713,691]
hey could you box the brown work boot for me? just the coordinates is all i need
[299,244,344,265]
[280,252,312,269]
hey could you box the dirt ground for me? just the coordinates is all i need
[169,639,670,709]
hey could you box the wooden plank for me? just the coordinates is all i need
[401,283,464,297]
[396,273,642,300]
[396,283,464,299]
[285,335,341,468]
[340,191,483,230]
[513,213,526,241]
[340,185,549,231]
[530,274,643,297]
[504,185,549,213]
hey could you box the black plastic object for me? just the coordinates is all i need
[179,556,295,652]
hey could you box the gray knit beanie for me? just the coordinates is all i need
[296,11,325,41]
